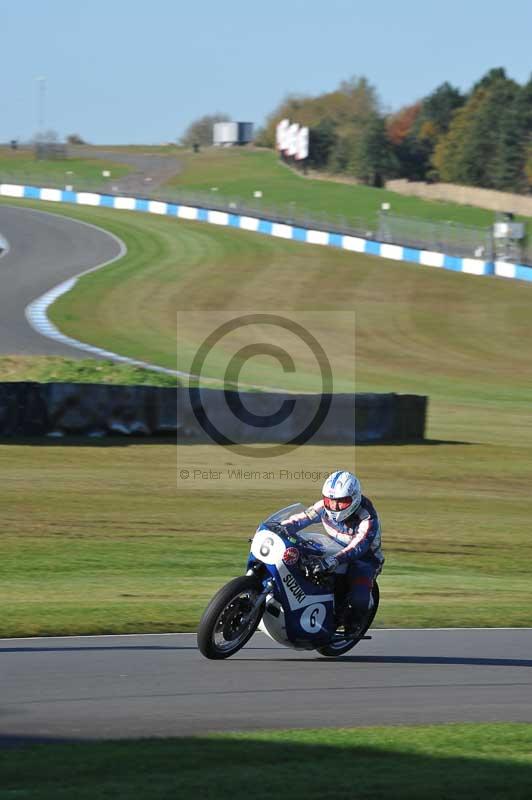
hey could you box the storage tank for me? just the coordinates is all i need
[213,122,239,145]
[213,121,254,146]
[237,122,254,144]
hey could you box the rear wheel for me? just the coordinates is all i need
[197,576,264,660]
[317,582,380,657]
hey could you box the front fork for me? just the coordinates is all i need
[246,567,274,616]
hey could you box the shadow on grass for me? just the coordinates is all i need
[0,730,531,799]
[0,436,472,447]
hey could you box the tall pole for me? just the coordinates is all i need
[37,76,46,139]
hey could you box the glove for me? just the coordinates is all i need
[312,555,338,577]
[267,522,289,536]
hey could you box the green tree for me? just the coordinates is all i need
[493,76,532,191]
[433,74,519,186]
[307,119,337,168]
[180,113,231,147]
[355,115,397,186]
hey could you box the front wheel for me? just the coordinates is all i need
[317,582,380,658]
[197,576,264,660]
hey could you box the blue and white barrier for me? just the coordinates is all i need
[1,182,531,283]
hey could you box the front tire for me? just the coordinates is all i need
[197,576,263,660]
[317,582,380,658]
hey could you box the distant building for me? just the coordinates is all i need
[213,121,254,146]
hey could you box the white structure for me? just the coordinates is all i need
[213,121,254,146]
[276,119,309,160]
[296,127,309,160]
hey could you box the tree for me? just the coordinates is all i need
[417,82,464,136]
[355,115,397,186]
[180,113,231,147]
[493,76,532,191]
[307,119,337,168]
[66,133,86,145]
[432,74,519,186]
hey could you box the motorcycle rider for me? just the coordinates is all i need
[280,470,383,634]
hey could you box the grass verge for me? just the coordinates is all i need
[1,441,531,636]
[1,724,531,800]
[2,196,531,446]
[0,148,131,189]
[0,357,178,386]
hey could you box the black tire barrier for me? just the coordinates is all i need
[0,383,427,443]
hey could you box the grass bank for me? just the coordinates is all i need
[1,724,531,800]
[1,441,531,636]
[2,196,531,446]
[0,147,131,189]
[164,146,524,228]
[1,197,531,635]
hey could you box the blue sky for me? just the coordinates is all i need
[2,0,532,144]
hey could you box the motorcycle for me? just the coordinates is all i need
[197,503,379,660]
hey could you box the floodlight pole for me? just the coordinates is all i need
[37,76,46,138]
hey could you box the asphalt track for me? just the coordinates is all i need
[0,204,122,356]
[1,629,531,743]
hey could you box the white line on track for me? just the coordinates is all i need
[22,209,183,376]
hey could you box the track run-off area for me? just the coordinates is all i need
[1,629,531,742]
[0,194,531,748]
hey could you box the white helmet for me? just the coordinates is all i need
[322,471,362,523]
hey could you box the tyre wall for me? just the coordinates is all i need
[0,383,427,443]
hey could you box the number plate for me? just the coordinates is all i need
[250,530,286,565]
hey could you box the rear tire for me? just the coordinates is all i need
[317,582,380,658]
[197,576,263,660]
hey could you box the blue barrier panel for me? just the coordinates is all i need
[329,233,343,248]
[514,264,532,282]
[197,208,208,222]
[258,220,273,235]
[365,241,381,256]
[229,214,240,227]
[61,190,77,203]
[292,227,307,241]
[166,204,179,216]
[443,255,463,272]
[23,186,40,199]
[135,199,149,212]
[99,194,115,208]
[403,247,421,263]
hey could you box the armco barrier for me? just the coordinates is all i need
[0,383,427,442]
[2,182,532,283]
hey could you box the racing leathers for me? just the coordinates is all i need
[281,495,384,630]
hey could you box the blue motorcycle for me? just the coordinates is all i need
[197,503,379,659]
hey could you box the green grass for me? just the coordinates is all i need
[10,195,528,447]
[165,146,525,229]
[1,441,531,636]
[1,187,532,635]
[0,147,131,189]
[1,724,531,800]
[0,357,178,386]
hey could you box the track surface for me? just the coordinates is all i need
[0,205,122,356]
[1,629,531,743]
